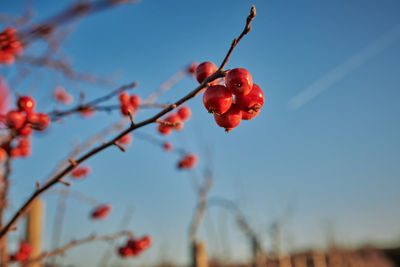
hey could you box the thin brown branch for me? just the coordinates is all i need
[22,231,132,265]
[0,6,256,240]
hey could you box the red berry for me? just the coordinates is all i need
[162,142,173,151]
[202,85,233,115]
[91,204,112,220]
[177,106,191,121]
[130,95,141,108]
[0,147,6,161]
[71,165,91,179]
[80,107,95,118]
[178,154,198,169]
[187,62,198,75]
[241,109,260,120]
[235,84,264,113]
[54,86,73,105]
[120,104,135,116]
[166,114,183,131]
[17,125,33,137]
[195,62,218,83]
[213,104,242,132]
[225,68,253,95]
[5,110,25,129]
[17,95,35,113]
[118,92,130,105]
[119,133,133,146]
[136,236,152,250]
[31,113,50,131]
[157,124,171,135]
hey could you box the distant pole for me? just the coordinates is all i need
[191,241,209,267]
[26,198,44,267]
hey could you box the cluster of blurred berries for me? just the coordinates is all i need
[118,236,151,258]
[91,204,112,220]
[0,27,23,65]
[119,92,141,116]
[196,62,265,132]
[177,153,198,170]
[0,95,50,160]
[10,242,33,262]
[157,106,191,135]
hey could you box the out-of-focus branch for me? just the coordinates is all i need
[22,230,132,265]
[0,5,256,240]
[189,170,213,242]
[16,55,114,85]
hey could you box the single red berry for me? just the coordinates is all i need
[157,124,171,135]
[166,114,183,131]
[225,68,253,95]
[241,109,260,120]
[54,86,73,105]
[32,113,50,131]
[71,165,91,179]
[136,236,152,250]
[177,106,191,121]
[187,62,198,75]
[10,147,21,158]
[118,246,133,258]
[214,104,242,132]
[120,104,135,116]
[17,95,35,113]
[118,92,130,105]
[119,133,133,146]
[235,84,264,113]
[0,147,6,161]
[162,142,173,151]
[195,62,218,83]
[17,125,33,137]
[80,107,95,118]
[203,85,233,115]
[91,204,112,220]
[178,154,198,169]
[5,110,25,129]
[130,95,141,108]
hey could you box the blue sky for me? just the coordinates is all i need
[2,0,400,265]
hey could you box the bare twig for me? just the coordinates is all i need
[0,6,256,239]
[22,231,132,265]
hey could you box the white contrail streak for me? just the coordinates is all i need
[288,24,400,110]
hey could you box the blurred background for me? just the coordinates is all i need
[1,0,400,266]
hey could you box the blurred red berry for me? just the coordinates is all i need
[71,165,91,179]
[178,154,198,170]
[130,95,141,108]
[177,106,191,121]
[203,85,233,115]
[214,104,242,132]
[162,142,173,151]
[5,110,25,129]
[157,124,171,135]
[119,133,133,146]
[80,107,95,118]
[195,62,218,83]
[187,62,198,75]
[120,104,135,116]
[0,147,6,161]
[118,92,130,105]
[17,95,35,113]
[0,27,23,66]
[54,86,74,105]
[225,68,253,96]
[166,114,183,131]
[17,124,33,137]
[31,113,50,131]
[91,204,112,220]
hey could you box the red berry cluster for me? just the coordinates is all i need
[177,153,198,170]
[91,204,112,220]
[0,95,50,158]
[157,106,191,135]
[10,242,33,263]
[0,27,23,65]
[196,62,265,131]
[119,92,141,116]
[71,165,91,179]
[118,236,151,258]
